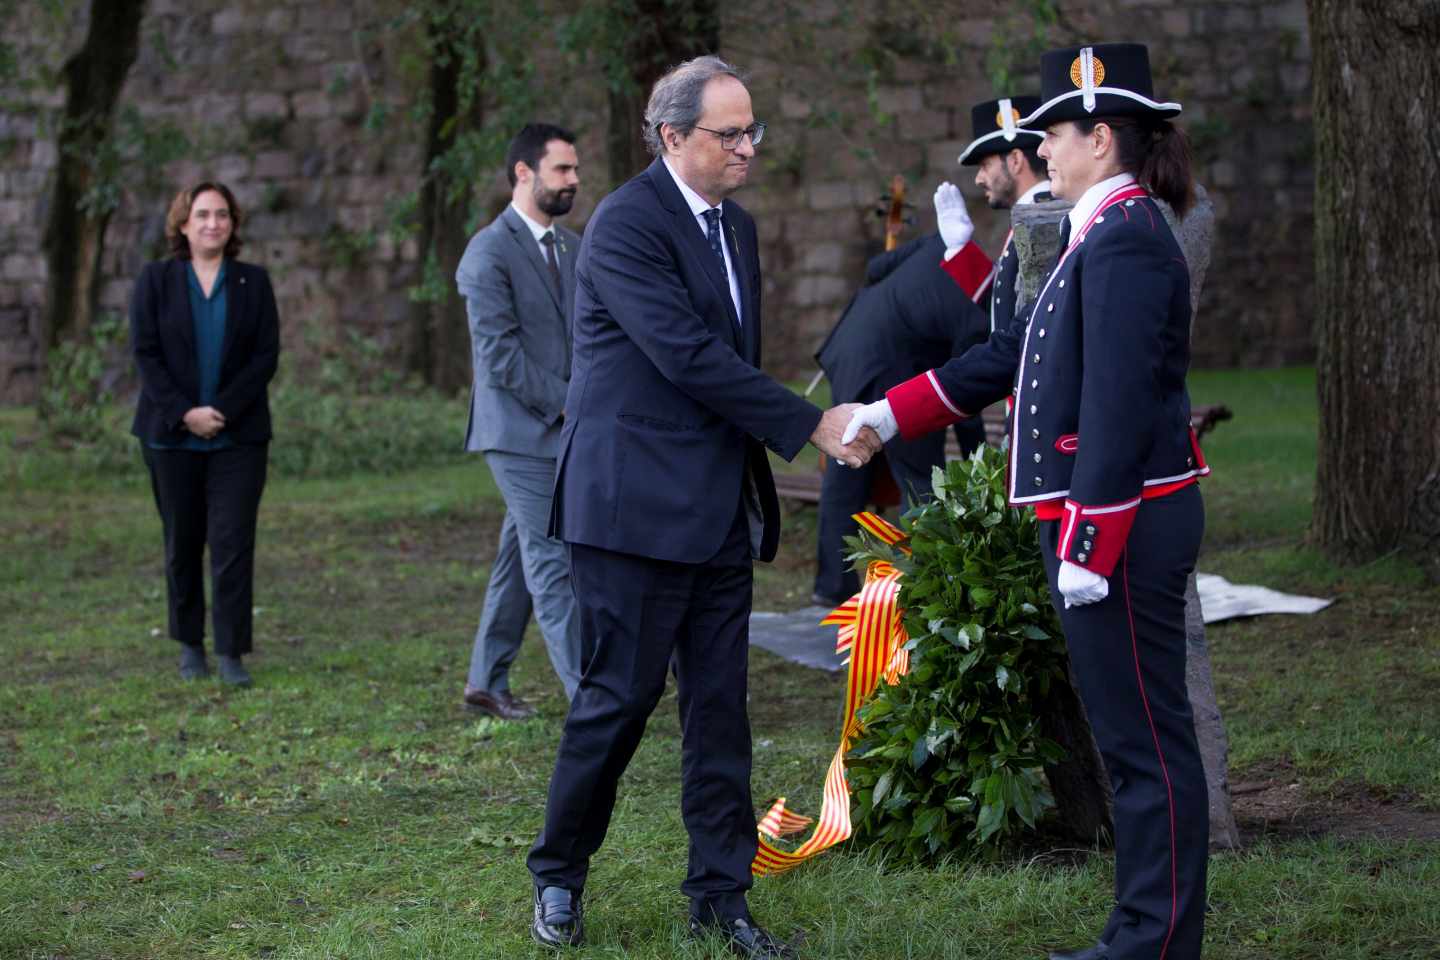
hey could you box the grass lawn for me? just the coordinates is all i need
[2,367,1438,959]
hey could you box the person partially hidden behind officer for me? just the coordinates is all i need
[810,195,991,607]
[525,56,879,959]
[811,93,1053,608]
[456,123,584,719]
[952,94,1052,332]
[846,43,1211,960]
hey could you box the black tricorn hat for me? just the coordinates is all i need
[957,96,1044,165]
[1019,43,1181,129]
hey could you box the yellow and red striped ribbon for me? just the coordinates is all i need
[752,512,911,876]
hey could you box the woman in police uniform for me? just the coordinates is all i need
[845,43,1209,960]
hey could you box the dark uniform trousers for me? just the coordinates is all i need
[1040,483,1207,960]
[142,443,269,657]
[528,498,757,922]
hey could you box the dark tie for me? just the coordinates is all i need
[540,231,562,297]
[701,208,726,269]
[1057,216,1073,251]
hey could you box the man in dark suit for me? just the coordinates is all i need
[457,123,584,718]
[810,225,992,606]
[526,56,877,959]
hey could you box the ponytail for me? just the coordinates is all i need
[1076,116,1194,218]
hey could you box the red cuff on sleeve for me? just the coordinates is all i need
[886,370,967,441]
[1058,498,1139,577]
[940,240,995,302]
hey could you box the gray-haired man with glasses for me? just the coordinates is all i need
[525,56,878,960]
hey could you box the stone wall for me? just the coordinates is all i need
[0,0,1314,404]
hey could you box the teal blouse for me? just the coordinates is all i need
[148,261,233,452]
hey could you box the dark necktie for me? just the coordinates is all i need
[540,231,562,297]
[1057,215,1073,251]
[701,208,726,269]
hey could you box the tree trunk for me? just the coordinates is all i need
[41,0,146,353]
[1039,668,1113,842]
[1309,0,1440,565]
[605,0,720,185]
[407,17,482,392]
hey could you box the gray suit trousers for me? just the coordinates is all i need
[467,451,582,699]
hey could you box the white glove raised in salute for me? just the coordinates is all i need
[841,399,898,447]
[1057,560,1109,609]
[934,182,974,252]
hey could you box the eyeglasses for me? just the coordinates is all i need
[693,121,767,150]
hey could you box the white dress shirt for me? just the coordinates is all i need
[1018,179,1052,205]
[510,202,559,258]
[662,158,742,325]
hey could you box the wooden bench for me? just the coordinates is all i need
[773,402,1232,506]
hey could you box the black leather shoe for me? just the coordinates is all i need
[464,685,537,720]
[688,916,796,959]
[1049,944,1107,960]
[178,645,209,680]
[532,886,583,948]
[217,655,252,687]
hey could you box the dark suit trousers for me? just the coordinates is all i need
[142,443,268,657]
[1040,484,1207,960]
[528,502,757,922]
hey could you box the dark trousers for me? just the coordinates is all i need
[528,504,757,922]
[1040,484,1207,960]
[813,420,982,603]
[142,443,268,657]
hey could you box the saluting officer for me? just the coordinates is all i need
[845,43,1210,960]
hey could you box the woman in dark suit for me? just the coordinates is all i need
[130,181,279,685]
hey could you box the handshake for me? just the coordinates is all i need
[809,399,899,468]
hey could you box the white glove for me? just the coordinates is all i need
[841,399,898,446]
[934,182,974,252]
[1058,560,1109,609]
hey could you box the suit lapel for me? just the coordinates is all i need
[167,260,196,357]
[219,260,241,363]
[723,205,759,365]
[503,207,564,315]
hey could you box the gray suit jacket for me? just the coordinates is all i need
[459,205,579,457]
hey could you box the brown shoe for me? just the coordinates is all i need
[463,685,537,720]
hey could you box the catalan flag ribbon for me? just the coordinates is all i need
[751,512,911,876]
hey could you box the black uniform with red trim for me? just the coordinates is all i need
[886,88,1211,960]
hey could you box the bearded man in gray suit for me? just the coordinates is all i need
[458,123,583,718]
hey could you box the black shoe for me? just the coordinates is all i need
[532,886,583,948]
[688,916,796,959]
[217,655,252,687]
[179,645,209,680]
[1049,944,1107,960]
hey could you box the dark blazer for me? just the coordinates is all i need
[815,233,990,406]
[550,157,822,564]
[129,258,280,445]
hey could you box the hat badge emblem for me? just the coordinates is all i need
[1070,54,1105,88]
[995,106,1021,127]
